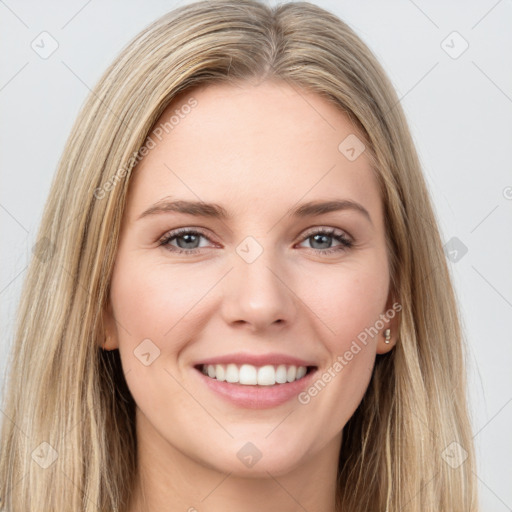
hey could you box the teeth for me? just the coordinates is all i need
[215,364,226,382]
[199,363,310,385]
[240,364,258,385]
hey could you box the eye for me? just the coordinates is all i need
[297,227,353,255]
[158,228,215,254]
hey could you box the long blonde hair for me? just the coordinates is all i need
[0,1,478,510]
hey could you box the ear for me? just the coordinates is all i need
[376,291,401,355]
[100,298,120,351]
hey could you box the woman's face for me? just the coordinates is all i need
[105,80,398,476]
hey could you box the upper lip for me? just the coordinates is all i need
[194,352,318,368]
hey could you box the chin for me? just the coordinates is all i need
[194,438,309,478]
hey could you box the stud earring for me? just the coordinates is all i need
[384,328,391,344]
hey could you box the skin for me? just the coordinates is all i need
[103,79,399,512]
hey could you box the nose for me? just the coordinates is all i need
[220,247,298,333]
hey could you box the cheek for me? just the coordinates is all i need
[308,259,388,407]
[109,256,206,413]
[295,266,387,423]
[301,260,389,349]
[110,255,215,346]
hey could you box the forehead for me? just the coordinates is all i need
[125,80,382,225]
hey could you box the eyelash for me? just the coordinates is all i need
[158,227,354,256]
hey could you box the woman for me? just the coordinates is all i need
[0,1,478,510]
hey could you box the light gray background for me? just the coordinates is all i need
[1,0,511,509]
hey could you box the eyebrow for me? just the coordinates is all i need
[136,197,372,225]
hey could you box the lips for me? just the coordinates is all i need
[191,352,319,408]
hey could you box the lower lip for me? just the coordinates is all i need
[193,367,318,409]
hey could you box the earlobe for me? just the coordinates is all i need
[100,301,120,351]
[375,330,397,355]
[377,326,397,354]
[102,333,117,351]
[376,292,401,354]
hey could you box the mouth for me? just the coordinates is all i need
[194,363,317,386]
